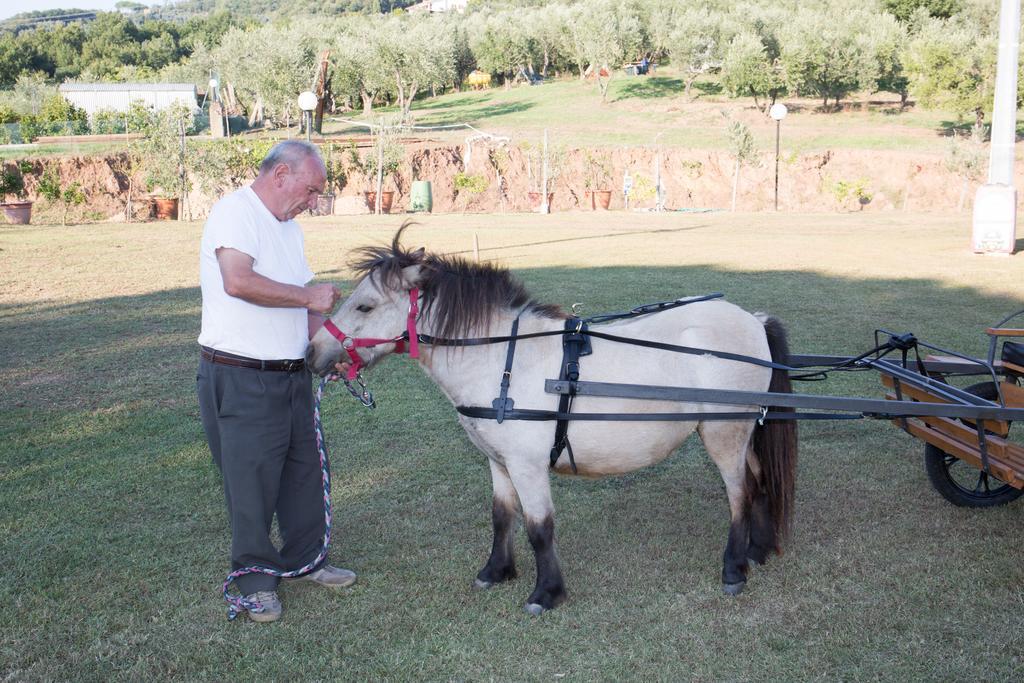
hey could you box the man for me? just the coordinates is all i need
[196,140,353,623]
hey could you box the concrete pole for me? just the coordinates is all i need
[972,0,1020,254]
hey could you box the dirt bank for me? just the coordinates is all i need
[1,144,1000,222]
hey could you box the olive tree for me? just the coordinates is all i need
[869,11,910,107]
[384,17,457,117]
[779,7,880,110]
[519,4,569,78]
[721,32,785,111]
[944,124,985,211]
[466,10,532,86]
[329,17,394,116]
[665,8,731,100]
[212,23,319,127]
[904,19,996,128]
[724,115,759,211]
[569,0,645,102]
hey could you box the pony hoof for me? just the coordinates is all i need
[722,581,746,596]
[524,603,546,616]
[474,578,495,590]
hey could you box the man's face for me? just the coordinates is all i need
[279,157,326,220]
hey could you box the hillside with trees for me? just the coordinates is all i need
[0,0,1013,136]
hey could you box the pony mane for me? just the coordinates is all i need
[350,223,565,339]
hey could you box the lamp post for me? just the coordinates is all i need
[297,91,318,143]
[769,103,787,211]
[208,77,229,139]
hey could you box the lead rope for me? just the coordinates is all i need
[223,373,341,621]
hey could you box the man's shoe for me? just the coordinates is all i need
[244,590,282,623]
[296,564,357,588]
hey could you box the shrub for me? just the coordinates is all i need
[91,108,126,135]
[0,164,26,201]
[39,94,89,135]
[38,168,86,225]
[831,177,873,209]
[453,172,487,194]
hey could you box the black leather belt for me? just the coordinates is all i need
[200,346,305,372]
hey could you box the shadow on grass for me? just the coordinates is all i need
[414,92,494,111]
[613,76,684,101]
[934,120,1024,140]
[690,81,723,97]
[415,101,535,126]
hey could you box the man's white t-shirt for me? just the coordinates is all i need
[198,186,314,360]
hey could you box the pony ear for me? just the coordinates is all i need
[400,263,425,289]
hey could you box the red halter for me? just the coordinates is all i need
[322,288,420,380]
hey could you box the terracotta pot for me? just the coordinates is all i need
[315,193,335,216]
[153,197,179,220]
[363,191,394,214]
[527,191,555,212]
[1,201,32,225]
[585,190,612,210]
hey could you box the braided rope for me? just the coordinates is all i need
[223,373,338,620]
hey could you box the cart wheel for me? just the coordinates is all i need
[923,381,1024,507]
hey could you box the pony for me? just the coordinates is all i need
[306,228,798,614]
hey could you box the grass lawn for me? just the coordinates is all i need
[2,211,1024,680]
[326,66,982,155]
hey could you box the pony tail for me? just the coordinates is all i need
[753,316,798,548]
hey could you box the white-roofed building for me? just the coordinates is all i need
[58,83,199,117]
[407,0,469,13]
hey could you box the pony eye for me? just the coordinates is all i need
[356,304,374,313]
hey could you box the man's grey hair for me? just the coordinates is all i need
[259,140,323,175]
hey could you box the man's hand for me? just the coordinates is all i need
[305,283,340,314]
[334,360,353,376]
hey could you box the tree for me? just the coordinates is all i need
[379,16,457,117]
[666,8,730,100]
[329,17,394,115]
[38,169,86,226]
[570,0,645,102]
[77,12,144,79]
[467,11,532,86]
[520,4,569,78]
[780,7,880,110]
[869,11,910,107]
[904,19,996,128]
[721,32,785,111]
[882,0,962,22]
[724,116,759,211]
[212,23,319,126]
[944,123,985,211]
[0,35,32,88]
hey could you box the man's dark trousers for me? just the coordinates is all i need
[197,358,327,594]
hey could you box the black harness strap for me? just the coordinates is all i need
[457,406,864,422]
[491,315,521,423]
[549,318,593,473]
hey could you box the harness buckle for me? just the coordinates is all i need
[571,302,584,316]
[758,406,768,426]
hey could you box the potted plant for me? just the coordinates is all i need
[315,142,346,216]
[520,141,562,213]
[583,150,613,210]
[353,120,405,214]
[131,103,192,220]
[0,161,32,225]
